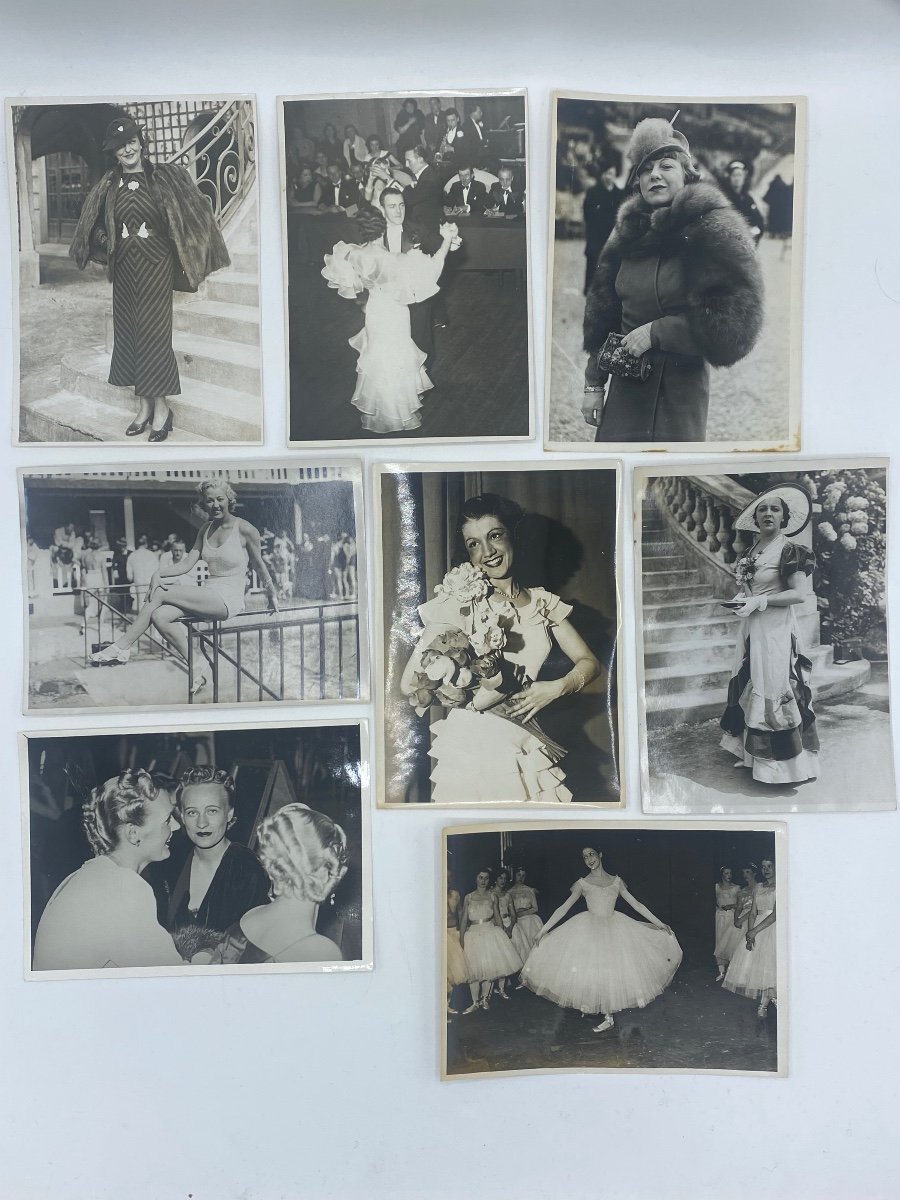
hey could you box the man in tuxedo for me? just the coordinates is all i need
[436,108,466,165]
[488,166,525,217]
[380,187,436,371]
[423,96,446,153]
[463,103,489,169]
[318,162,360,214]
[444,165,487,216]
[401,146,443,251]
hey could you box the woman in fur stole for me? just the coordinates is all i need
[582,116,763,443]
[70,116,230,442]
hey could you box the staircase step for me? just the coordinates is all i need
[645,638,736,670]
[644,615,738,647]
[640,554,689,570]
[206,271,260,307]
[230,251,258,274]
[642,583,711,604]
[642,567,702,585]
[57,347,262,441]
[173,299,260,346]
[643,597,732,624]
[19,390,213,445]
[173,331,260,393]
[644,661,732,699]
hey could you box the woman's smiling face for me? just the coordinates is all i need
[638,154,686,207]
[462,515,514,581]
[582,847,601,870]
[115,135,143,171]
[202,486,231,519]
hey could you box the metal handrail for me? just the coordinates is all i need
[163,98,256,230]
[80,585,184,667]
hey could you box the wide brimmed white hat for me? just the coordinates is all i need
[733,483,812,537]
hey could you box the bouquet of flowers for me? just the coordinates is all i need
[406,563,514,717]
[734,552,757,590]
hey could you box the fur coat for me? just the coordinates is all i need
[583,181,764,442]
[70,161,230,292]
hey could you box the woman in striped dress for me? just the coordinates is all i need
[71,116,230,442]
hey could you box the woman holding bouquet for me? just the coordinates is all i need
[399,494,601,803]
[719,484,819,785]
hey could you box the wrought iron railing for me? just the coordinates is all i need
[162,98,256,230]
[184,602,360,704]
[80,585,182,666]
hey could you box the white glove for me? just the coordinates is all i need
[734,594,768,616]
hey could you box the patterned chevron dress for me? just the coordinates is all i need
[108,174,181,399]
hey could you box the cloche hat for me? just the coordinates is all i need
[626,114,691,183]
[733,483,812,537]
[102,117,142,153]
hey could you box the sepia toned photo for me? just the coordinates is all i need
[376,462,621,807]
[635,460,894,812]
[281,90,531,444]
[20,461,366,713]
[443,821,786,1078]
[8,95,262,445]
[546,93,805,452]
[22,720,371,979]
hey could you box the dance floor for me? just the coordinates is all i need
[447,960,778,1075]
[288,255,530,442]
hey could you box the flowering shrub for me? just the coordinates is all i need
[809,469,887,643]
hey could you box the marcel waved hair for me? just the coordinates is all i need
[176,765,235,810]
[82,768,160,856]
[452,492,525,571]
[256,803,349,904]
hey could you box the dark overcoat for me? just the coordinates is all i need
[583,181,764,442]
[69,161,231,292]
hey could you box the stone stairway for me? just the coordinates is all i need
[21,203,262,445]
[642,504,871,728]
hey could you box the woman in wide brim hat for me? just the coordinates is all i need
[582,114,764,443]
[70,115,230,442]
[719,483,820,786]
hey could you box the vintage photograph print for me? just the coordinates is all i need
[635,460,894,812]
[377,463,621,807]
[444,822,786,1078]
[8,95,262,445]
[281,90,531,444]
[547,93,805,452]
[21,461,366,713]
[23,721,371,979]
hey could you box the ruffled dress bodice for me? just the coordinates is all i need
[322,240,440,306]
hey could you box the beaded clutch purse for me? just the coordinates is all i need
[596,332,653,381]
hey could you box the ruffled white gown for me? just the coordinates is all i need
[521,875,682,1015]
[417,588,576,804]
[322,239,441,434]
[509,885,544,959]
[461,895,522,981]
[714,882,743,966]
[723,882,776,999]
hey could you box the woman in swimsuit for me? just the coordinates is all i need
[90,480,278,693]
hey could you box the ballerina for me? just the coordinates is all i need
[458,870,522,1014]
[507,866,543,985]
[491,868,517,1000]
[446,886,469,1017]
[714,866,743,982]
[723,857,777,1018]
[521,846,682,1034]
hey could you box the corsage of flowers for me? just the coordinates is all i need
[734,552,757,588]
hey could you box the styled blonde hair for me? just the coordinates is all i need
[197,478,238,509]
[256,803,349,904]
[82,769,159,856]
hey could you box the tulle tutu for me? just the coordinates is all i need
[429,708,573,804]
[511,913,544,960]
[714,909,743,965]
[462,922,522,981]
[522,911,682,1015]
[446,927,469,986]
[723,924,777,999]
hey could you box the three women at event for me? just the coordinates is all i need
[401,493,601,803]
[90,480,278,697]
[723,857,777,1017]
[583,115,764,442]
[322,198,458,433]
[70,116,230,442]
[521,846,681,1034]
[719,484,819,785]
[458,870,522,1013]
[714,866,742,981]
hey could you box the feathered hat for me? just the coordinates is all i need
[733,483,812,537]
[626,113,691,184]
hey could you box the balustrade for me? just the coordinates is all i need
[650,475,757,576]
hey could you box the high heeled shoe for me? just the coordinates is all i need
[91,643,131,665]
[148,410,174,442]
[125,417,150,436]
[189,673,208,697]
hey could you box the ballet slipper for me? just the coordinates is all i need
[461,1003,479,1015]
[592,1015,615,1034]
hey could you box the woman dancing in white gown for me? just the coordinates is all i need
[723,857,777,1017]
[459,870,522,1014]
[322,199,458,434]
[522,846,682,1034]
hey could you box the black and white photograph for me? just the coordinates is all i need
[635,459,894,812]
[22,721,371,979]
[8,95,262,444]
[546,93,804,451]
[376,463,620,806]
[444,821,785,1078]
[21,461,365,713]
[281,91,531,444]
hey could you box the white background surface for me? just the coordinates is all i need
[1,2,899,1197]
